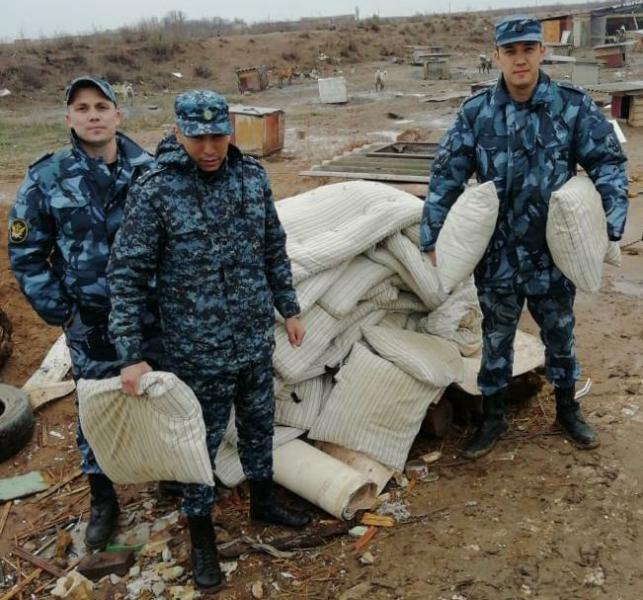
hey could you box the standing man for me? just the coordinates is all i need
[8,76,159,548]
[420,16,628,459]
[108,90,310,591]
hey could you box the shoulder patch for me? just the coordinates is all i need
[8,218,29,244]
[28,152,54,169]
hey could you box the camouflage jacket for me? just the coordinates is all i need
[8,132,154,325]
[420,71,629,292]
[107,135,300,371]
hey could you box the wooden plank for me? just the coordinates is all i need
[0,569,42,600]
[324,156,432,167]
[27,381,76,410]
[317,164,429,175]
[35,469,82,502]
[23,335,71,389]
[11,546,65,578]
[299,170,429,183]
[0,501,11,537]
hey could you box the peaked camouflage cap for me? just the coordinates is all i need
[65,76,117,105]
[174,90,232,136]
[495,15,543,47]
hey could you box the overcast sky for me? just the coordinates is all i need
[3,0,595,41]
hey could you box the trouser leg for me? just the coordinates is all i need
[180,372,235,517]
[526,289,579,389]
[476,288,524,396]
[234,360,274,481]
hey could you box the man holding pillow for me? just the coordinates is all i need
[420,16,628,458]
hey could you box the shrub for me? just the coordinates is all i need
[193,64,212,78]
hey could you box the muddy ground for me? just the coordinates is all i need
[1,47,643,600]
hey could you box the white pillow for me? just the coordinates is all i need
[435,181,499,293]
[546,176,608,293]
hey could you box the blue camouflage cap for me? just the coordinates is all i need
[65,76,117,105]
[495,15,543,47]
[174,90,232,137]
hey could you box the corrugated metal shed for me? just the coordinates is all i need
[300,142,437,183]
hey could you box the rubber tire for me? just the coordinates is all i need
[0,384,34,462]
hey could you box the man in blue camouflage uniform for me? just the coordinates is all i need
[107,90,310,591]
[420,16,628,459]
[8,76,160,549]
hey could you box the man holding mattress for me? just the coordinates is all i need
[107,90,309,592]
[420,16,628,458]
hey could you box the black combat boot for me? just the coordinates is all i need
[555,386,599,449]
[187,514,223,591]
[85,474,120,550]
[462,390,509,459]
[249,479,310,528]
[158,481,184,499]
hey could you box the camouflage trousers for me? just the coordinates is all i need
[477,285,580,396]
[171,360,275,517]
[64,304,162,475]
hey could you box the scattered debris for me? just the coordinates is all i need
[421,450,442,464]
[376,501,411,522]
[251,580,264,598]
[77,551,135,581]
[220,560,238,578]
[387,112,404,120]
[349,525,369,538]
[354,525,378,551]
[404,459,429,480]
[0,471,49,501]
[360,512,395,527]
[339,581,373,599]
[171,72,183,78]
[0,88,11,97]
[53,529,73,568]
[359,551,375,565]
[51,571,94,599]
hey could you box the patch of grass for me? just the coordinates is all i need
[0,119,69,182]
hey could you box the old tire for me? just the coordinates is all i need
[0,385,34,462]
[0,308,13,370]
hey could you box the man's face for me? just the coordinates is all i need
[176,130,230,172]
[65,86,121,147]
[494,41,545,93]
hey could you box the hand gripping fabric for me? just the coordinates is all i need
[77,372,214,486]
[435,181,499,293]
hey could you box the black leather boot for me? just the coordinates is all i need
[249,479,310,528]
[85,474,120,550]
[158,481,184,499]
[555,386,599,449]
[187,514,223,591]
[462,390,509,459]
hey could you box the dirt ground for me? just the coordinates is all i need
[1,39,643,600]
